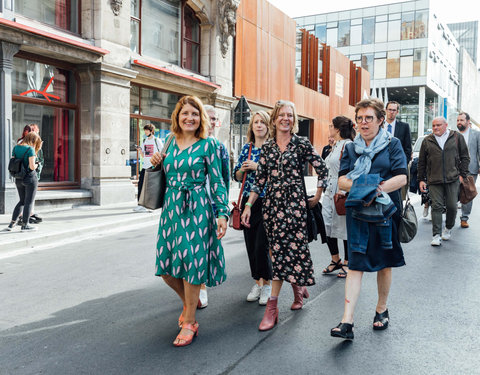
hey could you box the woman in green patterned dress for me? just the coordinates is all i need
[150,96,229,347]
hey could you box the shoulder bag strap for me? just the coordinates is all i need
[237,143,253,206]
[162,134,174,154]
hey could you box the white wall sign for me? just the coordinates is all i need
[335,73,344,98]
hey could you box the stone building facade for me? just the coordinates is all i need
[1,0,237,213]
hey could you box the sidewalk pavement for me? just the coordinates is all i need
[0,177,321,255]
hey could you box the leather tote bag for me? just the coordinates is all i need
[398,193,418,243]
[459,175,477,204]
[229,143,252,230]
[333,143,347,215]
[138,135,174,210]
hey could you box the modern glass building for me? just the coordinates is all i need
[295,0,462,139]
[448,21,478,65]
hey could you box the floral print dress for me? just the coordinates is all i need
[251,135,328,286]
[155,137,229,287]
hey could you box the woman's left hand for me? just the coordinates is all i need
[308,195,320,209]
[216,217,228,239]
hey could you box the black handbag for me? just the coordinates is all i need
[398,192,418,243]
[138,134,174,210]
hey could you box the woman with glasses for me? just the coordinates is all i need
[321,116,356,278]
[241,100,328,331]
[330,99,407,340]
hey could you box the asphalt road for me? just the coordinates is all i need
[1,201,480,375]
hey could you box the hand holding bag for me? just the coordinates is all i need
[229,143,253,230]
[138,134,174,210]
[398,191,418,243]
[459,175,477,204]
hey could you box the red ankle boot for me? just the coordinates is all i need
[291,284,309,310]
[258,298,279,331]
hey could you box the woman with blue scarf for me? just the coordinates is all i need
[330,99,407,340]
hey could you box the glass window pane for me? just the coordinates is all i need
[415,10,428,38]
[400,55,414,77]
[184,42,199,72]
[141,0,181,65]
[12,58,76,104]
[315,24,326,43]
[388,20,401,41]
[351,25,362,45]
[131,0,139,18]
[338,21,350,47]
[361,54,374,76]
[140,87,180,119]
[401,12,415,40]
[362,17,375,44]
[375,22,387,43]
[374,58,386,79]
[130,85,140,114]
[12,103,76,182]
[327,28,338,47]
[130,19,139,53]
[184,6,200,43]
[14,0,78,33]
[387,50,400,78]
[414,47,427,76]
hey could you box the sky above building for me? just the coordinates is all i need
[267,0,478,23]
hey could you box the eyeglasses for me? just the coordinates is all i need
[355,115,375,123]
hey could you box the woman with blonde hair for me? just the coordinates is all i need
[5,131,42,232]
[150,96,229,347]
[233,111,273,305]
[241,100,328,331]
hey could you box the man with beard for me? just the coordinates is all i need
[456,112,480,228]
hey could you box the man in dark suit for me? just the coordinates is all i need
[385,101,412,162]
[385,101,412,201]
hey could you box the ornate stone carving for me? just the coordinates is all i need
[110,0,122,16]
[218,0,240,58]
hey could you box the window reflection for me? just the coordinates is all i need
[362,17,375,44]
[338,21,350,47]
[401,12,415,40]
[387,50,400,78]
[14,0,79,33]
[415,10,428,38]
[315,25,326,43]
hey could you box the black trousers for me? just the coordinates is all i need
[326,236,348,262]
[137,168,146,202]
[12,172,38,224]
[241,196,273,281]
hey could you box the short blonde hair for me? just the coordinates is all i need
[22,132,42,154]
[170,96,209,139]
[246,111,271,143]
[269,100,299,136]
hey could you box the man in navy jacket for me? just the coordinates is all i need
[385,101,412,162]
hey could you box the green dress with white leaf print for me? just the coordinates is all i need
[155,136,229,287]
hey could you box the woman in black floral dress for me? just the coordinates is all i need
[241,100,328,331]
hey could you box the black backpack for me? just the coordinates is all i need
[8,148,30,179]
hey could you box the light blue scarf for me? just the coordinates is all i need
[346,128,391,181]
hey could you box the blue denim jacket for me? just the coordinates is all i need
[345,174,397,254]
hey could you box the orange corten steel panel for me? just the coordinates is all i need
[235,0,369,149]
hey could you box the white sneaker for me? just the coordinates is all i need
[431,235,442,246]
[259,285,271,305]
[133,205,148,212]
[198,288,208,308]
[246,284,262,302]
[442,228,452,241]
[423,206,429,218]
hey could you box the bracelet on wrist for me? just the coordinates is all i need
[245,202,253,207]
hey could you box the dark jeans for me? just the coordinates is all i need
[326,236,348,261]
[137,168,146,202]
[12,172,38,224]
[429,180,460,236]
